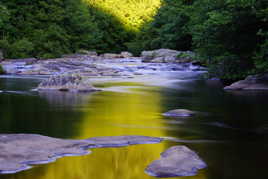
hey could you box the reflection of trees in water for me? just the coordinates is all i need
[0,92,84,138]
[38,91,92,108]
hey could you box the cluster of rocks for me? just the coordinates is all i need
[0,49,205,92]
[0,134,206,177]
[0,49,201,77]
[224,73,268,90]
[0,56,122,76]
[141,49,196,63]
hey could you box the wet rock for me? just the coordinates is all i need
[0,134,163,174]
[163,109,197,117]
[120,51,133,58]
[37,74,98,92]
[145,146,207,177]
[141,49,195,63]
[224,73,268,90]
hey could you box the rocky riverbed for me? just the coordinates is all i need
[0,49,206,93]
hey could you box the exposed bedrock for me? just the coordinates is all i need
[0,134,162,174]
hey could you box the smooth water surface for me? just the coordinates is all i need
[0,74,268,179]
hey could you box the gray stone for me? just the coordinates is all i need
[145,146,207,177]
[0,134,163,174]
[224,73,268,90]
[120,51,133,58]
[37,74,98,92]
[141,49,195,63]
[163,109,197,117]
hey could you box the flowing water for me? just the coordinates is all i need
[0,68,268,179]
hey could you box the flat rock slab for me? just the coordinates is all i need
[0,134,162,174]
[146,146,207,177]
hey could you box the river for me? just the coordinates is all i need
[0,62,268,179]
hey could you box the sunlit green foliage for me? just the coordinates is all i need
[127,0,193,55]
[85,0,161,32]
[0,0,267,79]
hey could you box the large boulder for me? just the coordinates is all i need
[145,146,207,177]
[141,49,195,63]
[224,73,268,90]
[37,74,98,92]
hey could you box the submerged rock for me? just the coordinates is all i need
[37,74,98,92]
[224,73,268,90]
[85,136,163,148]
[163,109,198,117]
[145,146,207,177]
[0,134,163,174]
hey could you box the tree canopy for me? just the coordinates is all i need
[0,0,267,79]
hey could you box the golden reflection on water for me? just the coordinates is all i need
[3,87,207,179]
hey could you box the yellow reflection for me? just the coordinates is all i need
[4,88,207,179]
[10,144,206,179]
[77,90,166,138]
[84,0,162,31]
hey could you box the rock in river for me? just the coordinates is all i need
[0,134,163,174]
[145,146,207,177]
[141,49,195,63]
[163,109,197,117]
[37,74,98,92]
[224,73,268,90]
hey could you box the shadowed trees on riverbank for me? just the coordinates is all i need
[0,0,267,80]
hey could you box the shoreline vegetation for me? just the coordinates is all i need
[0,0,267,81]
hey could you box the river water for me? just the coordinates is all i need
[0,66,268,179]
